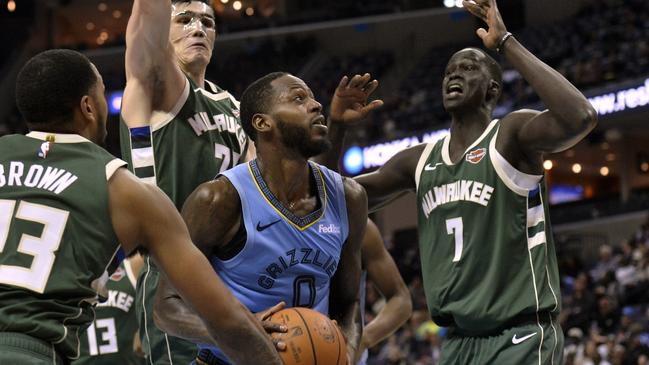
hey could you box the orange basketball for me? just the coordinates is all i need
[269,307,348,365]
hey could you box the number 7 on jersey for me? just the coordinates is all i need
[446,217,463,262]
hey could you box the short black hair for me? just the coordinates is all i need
[475,48,502,87]
[240,72,289,142]
[16,49,97,127]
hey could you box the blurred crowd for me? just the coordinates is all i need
[361,216,649,364]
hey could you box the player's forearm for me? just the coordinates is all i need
[503,37,597,130]
[362,291,412,347]
[205,309,283,365]
[126,0,172,78]
[333,300,361,359]
[154,297,216,345]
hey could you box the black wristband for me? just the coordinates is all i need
[496,32,513,53]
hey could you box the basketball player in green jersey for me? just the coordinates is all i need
[119,1,383,362]
[119,1,250,362]
[353,0,598,363]
[73,257,145,365]
[0,49,282,365]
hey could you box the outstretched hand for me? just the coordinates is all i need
[462,0,508,50]
[254,301,288,351]
[329,73,384,126]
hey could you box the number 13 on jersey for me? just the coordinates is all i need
[446,217,464,262]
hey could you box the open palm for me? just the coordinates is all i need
[329,73,383,125]
[462,0,508,50]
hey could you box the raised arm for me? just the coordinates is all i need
[122,0,185,125]
[153,177,242,346]
[329,178,367,363]
[354,144,424,212]
[354,219,411,364]
[313,74,383,170]
[108,170,282,365]
[463,0,597,172]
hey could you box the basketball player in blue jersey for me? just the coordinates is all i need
[354,219,412,365]
[154,72,369,365]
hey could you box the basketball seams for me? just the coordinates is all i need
[292,308,318,365]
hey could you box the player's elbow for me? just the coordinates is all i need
[566,102,598,137]
[576,103,598,134]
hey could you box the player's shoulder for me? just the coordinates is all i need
[500,109,542,127]
[184,176,240,214]
[342,177,367,207]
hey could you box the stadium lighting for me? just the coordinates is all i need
[600,167,610,176]
[572,163,582,174]
[233,1,242,11]
[543,160,553,170]
[8,0,16,12]
[444,0,464,8]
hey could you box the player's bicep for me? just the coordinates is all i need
[516,109,596,154]
[354,145,422,212]
[123,0,185,123]
[181,178,242,255]
[333,180,367,307]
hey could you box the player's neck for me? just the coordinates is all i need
[448,108,492,159]
[256,149,312,207]
[182,64,207,89]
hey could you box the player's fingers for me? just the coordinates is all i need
[272,339,287,352]
[262,301,286,320]
[337,75,349,90]
[348,74,366,88]
[363,99,384,112]
[362,79,379,95]
[476,28,488,39]
[262,321,288,333]
[463,2,486,19]
[357,73,372,88]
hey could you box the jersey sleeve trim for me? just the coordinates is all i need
[150,78,190,132]
[122,259,138,289]
[414,143,435,191]
[489,128,542,196]
[105,159,128,181]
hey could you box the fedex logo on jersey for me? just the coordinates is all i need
[318,224,341,234]
[466,148,486,164]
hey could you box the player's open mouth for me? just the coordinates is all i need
[446,82,464,97]
[311,115,326,126]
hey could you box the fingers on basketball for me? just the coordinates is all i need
[269,307,348,365]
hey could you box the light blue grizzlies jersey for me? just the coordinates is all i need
[199,159,349,363]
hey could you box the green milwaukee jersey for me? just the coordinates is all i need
[414,120,561,334]
[74,259,144,365]
[119,76,248,364]
[0,132,125,360]
[119,77,249,210]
